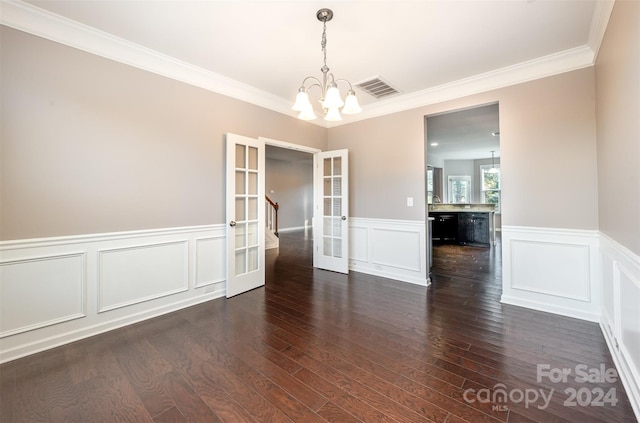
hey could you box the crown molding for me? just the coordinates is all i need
[328,44,595,127]
[1,0,613,129]
[587,0,615,60]
[0,0,297,117]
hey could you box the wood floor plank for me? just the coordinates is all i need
[162,325,294,423]
[281,344,446,423]
[152,406,187,423]
[159,369,221,422]
[0,361,16,422]
[315,401,363,423]
[291,366,402,423]
[110,336,176,418]
[69,350,154,422]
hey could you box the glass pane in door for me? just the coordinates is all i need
[247,198,258,220]
[235,250,246,275]
[235,223,246,248]
[236,145,246,168]
[248,147,258,170]
[321,156,343,259]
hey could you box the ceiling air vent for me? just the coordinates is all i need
[356,77,400,99]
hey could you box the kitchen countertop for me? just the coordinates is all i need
[429,203,496,213]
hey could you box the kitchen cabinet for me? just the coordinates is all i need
[430,211,493,247]
[431,213,458,244]
[458,213,490,246]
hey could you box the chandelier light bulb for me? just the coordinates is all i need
[322,85,344,109]
[342,90,362,114]
[297,103,317,120]
[292,89,311,112]
[324,107,342,122]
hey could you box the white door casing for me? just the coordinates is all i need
[313,149,349,274]
[225,133,265,297]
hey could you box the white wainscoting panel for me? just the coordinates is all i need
[501,226,600,322]
[350,226,369,263]
[0,253,85,338]
[599,234,640,419]
[195,236,226,288]
[510,240,591,301]
[371,228,422,272]
[0,225,226,363]
[349,218,429,286]
[99,241,189,312]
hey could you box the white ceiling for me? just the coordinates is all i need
[427,103,500,161]
[4,0,611,129]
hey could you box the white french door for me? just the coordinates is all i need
[313,149,349,274]
[225,133,265,298]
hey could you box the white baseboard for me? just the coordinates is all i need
[500,294,600,322]
[0,225,226,363]
[349,218,429,287]
[278,225,312,233]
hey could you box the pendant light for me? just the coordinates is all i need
[488,151,499,173]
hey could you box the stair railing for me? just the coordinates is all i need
[265,195,279,236]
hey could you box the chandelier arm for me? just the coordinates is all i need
[305,82,323,94]
[333,78,355,90]
[300,76,323,90]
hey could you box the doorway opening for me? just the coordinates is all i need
[264,145,314,246]
[425,102,502,283]
[263,139,318,251]
[262,139,350,275]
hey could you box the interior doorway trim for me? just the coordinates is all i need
[259,137,322,155]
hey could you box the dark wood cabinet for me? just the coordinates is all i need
[430,211,492,247]
[458,213,490,246]
[431,213,458,243]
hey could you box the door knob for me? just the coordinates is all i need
[341,216,347,221]
[229,221,237,227]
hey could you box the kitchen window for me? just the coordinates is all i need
[480,165,501,213]
[448,175,471,204]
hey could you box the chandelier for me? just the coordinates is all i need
[292,8,362,121]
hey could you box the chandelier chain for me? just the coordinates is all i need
[321,19,328,70]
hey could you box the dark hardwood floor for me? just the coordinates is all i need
[1,230,637,422]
